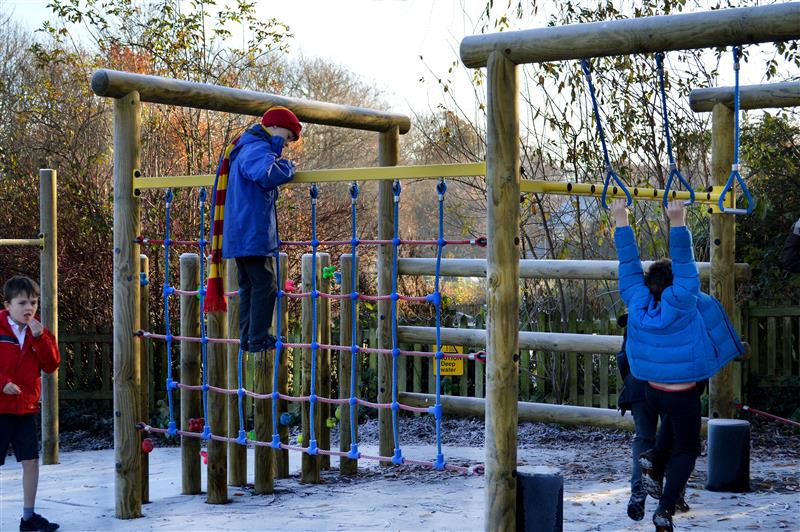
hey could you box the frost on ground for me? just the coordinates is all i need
[1,416,797,531]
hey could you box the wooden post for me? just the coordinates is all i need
[112,91,142,519]
[339,254,358,475]
[709,102,737,420]
[276,252,290,478]
[225,260,246,486]
[253,295,275,494]
[207,308,228,504]
[377,127,399,462]
[484,50,520,531]
[318,253,331,470]
[138,254,149,503]
[301,254,321,483]
[39,168,58,466]
[179,253,201,495]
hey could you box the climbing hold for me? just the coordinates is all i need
[248,430,255,441]
[326,417,337,429]
[335,406,341,420]
[200,450,208,464]
[141,438,154,454]
[297,433,304,445]
[284,279,296,293]
[322,265,336,279]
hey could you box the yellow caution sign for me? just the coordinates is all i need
[435,345,465,376]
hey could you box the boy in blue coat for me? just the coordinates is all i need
[222,107,302,352]
[612,198,743,532]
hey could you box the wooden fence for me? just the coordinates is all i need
[57,302,798,418]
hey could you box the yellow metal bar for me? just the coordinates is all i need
[132,162,487,191]
[521,180,733,208]
[0,238,44,247]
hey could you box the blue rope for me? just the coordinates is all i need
[198,188,211,440]
[163,189,177,436]
[388,180,404,465]
[432,179,447,470]
[347,181,360,460]
[307,184,320,455]
[580,59,633,210]
[236,346,247,444]
[655,53,695,207]
[270,249,283,449]
[718,46,755,215]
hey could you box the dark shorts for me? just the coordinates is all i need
[0,413,39,465]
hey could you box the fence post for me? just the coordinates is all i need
[301,254,321,483]
[207,307,228,503]
[225,259,246,487]
[339,254,358,475]
[276,253,290,478]
[567,310,578,405]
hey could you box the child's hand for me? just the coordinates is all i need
[665,200,686,227]
[28,318,43,338]
[3,382,21,395]
[611,199,629,228]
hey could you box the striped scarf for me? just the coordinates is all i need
[204,132,243,313]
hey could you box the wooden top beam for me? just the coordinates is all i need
[91,69,411,134]
[689,81,800,112]
[460,3,800,68]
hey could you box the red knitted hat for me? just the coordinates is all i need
[261,106,302,141]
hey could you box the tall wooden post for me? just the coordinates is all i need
[484,51,520,531]
[225,260,246,486]
[207,307,228,504]
[301,254,321,483]
[275,253,290,478]
[254,260,275,494]
[377,127,399,462]
[709,102,737,420]
[179,253,201,494]
[113,91,142,519]
[138,254,149,503]
[339,254,359,475]
[318,253,331,470]
[39,168,58,465]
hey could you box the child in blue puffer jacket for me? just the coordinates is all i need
[612,199,743,532]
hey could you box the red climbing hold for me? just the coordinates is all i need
[141,438,154,454]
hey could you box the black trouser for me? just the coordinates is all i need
[235,256,277,352]
[645,385,701,514]
[631,400,658,491]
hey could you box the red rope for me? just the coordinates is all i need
[735,403,800,429]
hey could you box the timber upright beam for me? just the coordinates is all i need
[179,254,202,495]
[112,91,142,519]
[39,168,58,465]
[225,260,246,487]
[139,255,149,503]
[484,51,520,531]
[339,254,359,475]
[377,127,399,463]
[207,306,228,503]
[690,81,800,419]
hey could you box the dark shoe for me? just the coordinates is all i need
[675,489,691,514]
[248,334,277,352]
[20,513,59,531]
[652,505,674,532]
[639,451,664,500]
[627,483,647,521]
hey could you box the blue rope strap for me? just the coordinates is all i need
[348,181,360,460]
[270,248,283,449]
[307,184,320,455]
[655,53,695,207]
[163,189,177,436]
[718,46,755,215]
[580,59,633,210]
[389,180,404,465]
[432,178,447,470]
[198,188,211,440]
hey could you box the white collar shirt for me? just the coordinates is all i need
[7,316,27,349]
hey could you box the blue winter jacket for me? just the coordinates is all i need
[222,125,295,258]
[615,225,738,383]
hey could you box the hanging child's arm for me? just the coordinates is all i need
[612,199,646,307]
[664,201,700,305]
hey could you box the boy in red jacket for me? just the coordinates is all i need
[1,276,60,532]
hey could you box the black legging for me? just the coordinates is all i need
[235,256,277,352]
[645,385,701,514]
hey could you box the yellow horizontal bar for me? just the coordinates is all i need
[132,162,487,191]
[521,180,732,208]
[0,238,44,247]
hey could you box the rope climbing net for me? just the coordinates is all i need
[134,177,488,474]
